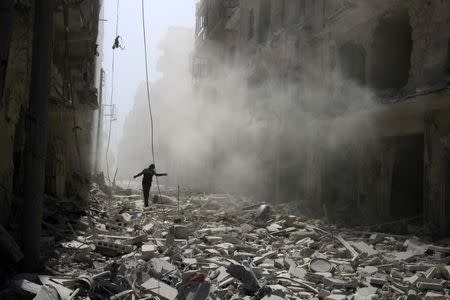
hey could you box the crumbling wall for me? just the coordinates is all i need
[0,8,32,224]
[408,0,450,87]
[0,1,101,225]
[424,110,450,236]
[187,0,450,234]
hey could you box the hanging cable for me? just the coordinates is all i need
[105,0,120,183]
[141,0,162,201]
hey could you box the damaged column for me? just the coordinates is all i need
[424,110,450,236]
[20,0,55,271]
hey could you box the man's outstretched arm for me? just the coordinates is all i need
[155,172,168,177]
[134,171,144,178]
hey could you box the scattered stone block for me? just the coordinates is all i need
[324,294,347,300]
[150,258,178,275]
[424,291,446,300]
[141,278,177,300]
[170,225,188,240]
[350,241,378,256]
[143,222,154,232]
[369,277,387,286]
[141,242,157,260]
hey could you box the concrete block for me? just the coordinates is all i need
[424,291,446,300]
[171,225,188,240]
[143,222,154,232]
[141,242,157,260]
[324,294,347,300]
[94,240,132,256]
[150,258,177,275]
[141,278,177,300]
[368,277,387,286]
[417,280,445,291]
[350,241,378,256]
[33,285,60,300]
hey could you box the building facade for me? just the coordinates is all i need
[0,1,101,225]
[193,0,450,235]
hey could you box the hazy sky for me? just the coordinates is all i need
[101,0,196,157]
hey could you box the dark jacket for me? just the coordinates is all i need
[134,168,167,186]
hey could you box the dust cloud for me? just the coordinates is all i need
[116,27,379,203]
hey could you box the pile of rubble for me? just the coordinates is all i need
[5,185,450,299]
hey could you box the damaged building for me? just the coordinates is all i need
[193,0,450,236]
[0,0,102,269]
[3,1,450,299]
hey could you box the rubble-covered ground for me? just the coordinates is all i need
[5,185,450,300]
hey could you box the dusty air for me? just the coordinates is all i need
[1,0,450,299]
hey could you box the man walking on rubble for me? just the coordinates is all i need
[134,163,167,207]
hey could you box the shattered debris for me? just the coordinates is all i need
[5,184,450,299]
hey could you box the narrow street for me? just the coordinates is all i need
[1,1,450,299]
[9,183,448,299]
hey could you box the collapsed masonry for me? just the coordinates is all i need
[3,187,450,299]
[192,0,450,236]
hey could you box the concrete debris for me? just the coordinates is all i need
[226,263,261,293]
[255,204,271,220]
[176,272,211,300]
[170,224,189,240]
[6,185,450,299]
[33,285,60,300]
[141,278,178,300]
[350,241,379,256]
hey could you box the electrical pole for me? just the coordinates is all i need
[21,0,55,271]
[94,68,104,174]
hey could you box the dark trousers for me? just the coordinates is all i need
[143,184,151,207]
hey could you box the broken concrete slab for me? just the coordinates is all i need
[141,278,177,300]
[37,275,73,299]
[33,285,60,300]
[424,291,447,300]
[324,294,347,300]
[150,258,178,275]
[350,241,379,256]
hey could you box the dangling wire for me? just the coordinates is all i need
[141,0,162,201]
[105,0,120,183]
